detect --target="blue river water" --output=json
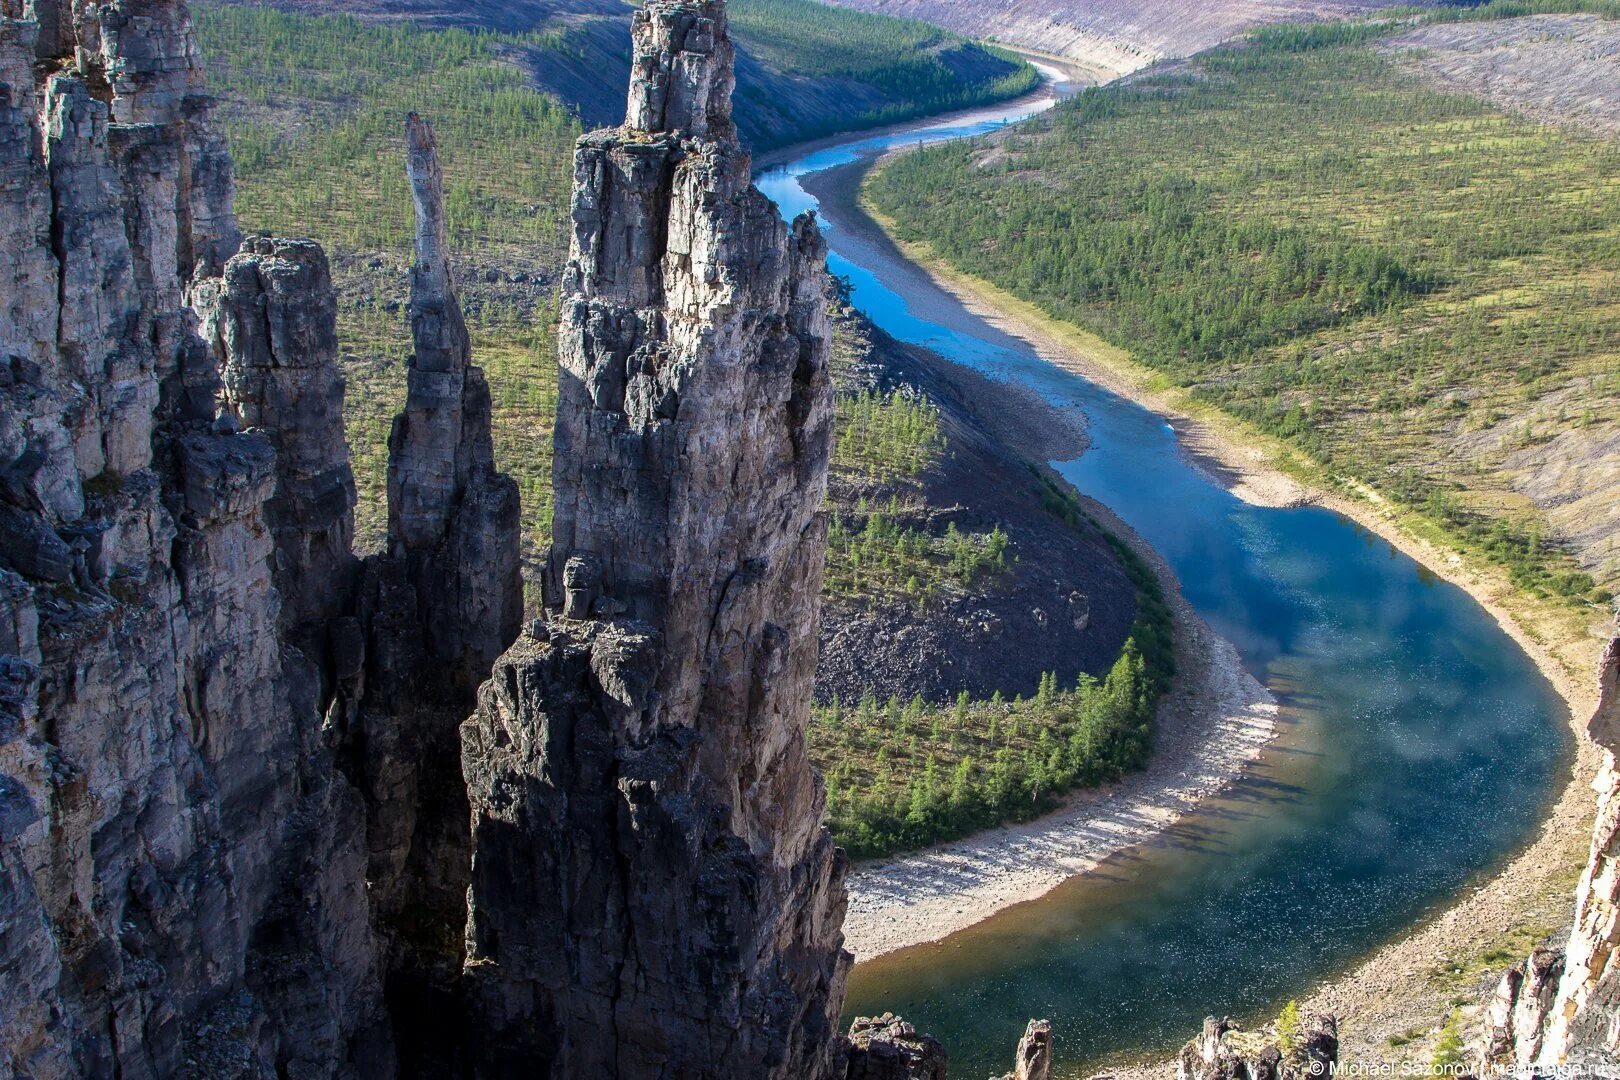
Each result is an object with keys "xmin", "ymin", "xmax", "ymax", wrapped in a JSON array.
[{"xmin": 756, "ymin": 81, "xmax": 1571, "ymax": 1076}]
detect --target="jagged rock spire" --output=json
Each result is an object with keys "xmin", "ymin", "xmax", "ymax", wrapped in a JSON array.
[
  {"xmin": 460, "ymin": 1, "xmax": 850, "ymax": 1075},
  {"xmin": 390, "ymin": 112, "xmax": 476, "ymax": 556},
  {"xmin": 386, "ymin": 113, "xmax": 521, "ymax": 683},
  {"xmin": 405, "ymin": 113, "xmax": 471, "ymax": 383},
  {"xmin": 626, "ymin": 0, "xmax": 736, "ymax": 140},
  {"xmin": 1007, "ymin": 1019, "xmax": 1053, "ymax": 1080}
]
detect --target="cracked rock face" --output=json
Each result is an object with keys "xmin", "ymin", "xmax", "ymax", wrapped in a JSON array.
[
  {"xmin": 1492, "ymin": 633, "xmax": 1620, "ymax": 1071},
  {"xmin": 204, "ymin": 234, "xmax": 358, "ymax": 638},
  {"xmin": 845, "ymin": 1015, "xmax": 948, "ymax": 1080},
  {"xmin": 459, "ymin": 2, "xmax": 849, "ymax": 1076},
  {"xmin": 0, "ymin": 3, "xmax": 388, "ymax": 1075}
]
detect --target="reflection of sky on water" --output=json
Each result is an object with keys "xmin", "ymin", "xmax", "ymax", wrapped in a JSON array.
[{"xmin": 758, "ymin": 86, "xmax": 1568, "ymax": 1076}]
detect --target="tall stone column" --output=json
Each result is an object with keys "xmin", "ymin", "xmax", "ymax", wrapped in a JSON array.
[{"xmin": 460, "ymin": 2, "xmax": 850, "ymax": 1076}]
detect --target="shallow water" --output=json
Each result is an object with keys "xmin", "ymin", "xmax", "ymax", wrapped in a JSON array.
[{"xmin": 757, "ymin": 76, "xmax": 1571, "ymax": 1077}]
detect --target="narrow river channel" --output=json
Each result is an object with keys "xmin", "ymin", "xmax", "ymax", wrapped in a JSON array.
[{"xmin": 756, "ymin": 71, "xmax": 1572, "ymax": 1077}]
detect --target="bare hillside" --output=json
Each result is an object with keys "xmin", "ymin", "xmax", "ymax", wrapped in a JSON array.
[
  {"xmin": 1384, "ymin": 13, "xmax": 1620, "ymax": 137},
  {"xmin": 820, "ymin": 0, "xmax": 1425, "ymax": 75}
]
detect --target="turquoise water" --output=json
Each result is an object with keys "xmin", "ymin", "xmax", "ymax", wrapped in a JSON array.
[{"xmin": 757, "ymin": 83, "xmax": 1570, "ymax": 1076}]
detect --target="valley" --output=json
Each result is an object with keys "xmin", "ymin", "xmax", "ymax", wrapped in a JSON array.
[
  {"xmin": 1, "ymin": 0, "xmax": 1616, "ymax": 1077},
  {"xmin": 760, "ymin": 78, "xmax": 1579, "ymax": 1075},
  {"xmin": 865, "ymin": 8, "xmax": 1620, "ymax": 611},
  {"xmin": 203, "ymin": 0, "xmax": 1616, "ymax": 1066}
]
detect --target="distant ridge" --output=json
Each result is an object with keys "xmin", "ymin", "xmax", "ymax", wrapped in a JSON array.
[{"xmin": 816, "ymin": 0, "xmax": 1434, "ymax": 76}]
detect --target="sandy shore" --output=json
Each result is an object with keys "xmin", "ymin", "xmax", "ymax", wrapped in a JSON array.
[
  {"xmin": 844, "ymin": 511, "xmax": 1280, "ymax": 960},
  {"xmin": 847, "ymin": 182, "xmax": 1610, "ymax": 1069}
]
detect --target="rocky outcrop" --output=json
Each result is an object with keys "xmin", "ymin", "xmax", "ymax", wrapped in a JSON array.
[
  {"xmin": 0, "ymin": 2, "xmax": 388, "ymax": 1075},
  {"xmin": 1491, "ymin": 633, "xmax": 1620, "ymax": 1071},
  {"xmin": 1483, "ymin": 945, "xmax": 1563, "ymax": 1067},
  {"xmin": 204, "ymin": 235, "xmax": 358, "ymax": 640},
  {"xmin": 1177, "ymin": 1015, "xmax": 1339, "ymax": 1080},
  {"xmin": 388, "ymin": 113, "xmax": 522, "ymax": 688},
  {"xmin": 324, "ymin": 114, "xmax": 524, "ymax": 1072},
  {"xmin": 458, "ymin": 1, "xmax": 850, "ymax": 1076},
  {"xmin": 1002, "ymin": 1019, "xmax": 1053, "ymax": 1080},
  {"xmin": 845, "ymin": 1015, "xmax": 949, "ymax": 1080}
]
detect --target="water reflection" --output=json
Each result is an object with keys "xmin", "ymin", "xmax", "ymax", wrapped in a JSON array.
[{"xmin": 758, "ymin": 86, "xmax": 1569, "ymax": 1076}]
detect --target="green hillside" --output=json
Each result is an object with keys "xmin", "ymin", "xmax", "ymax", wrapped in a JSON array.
[
  {"xmin": 194, "ymin": 0, "xmax": 1038, "ymax": 559},
  {"xmin": 867, "ymin": 6, "xmax": 1620, "ymax": 605}
]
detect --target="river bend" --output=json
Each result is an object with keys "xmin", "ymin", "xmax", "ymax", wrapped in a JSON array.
[{"xmin": 756, "ymin": 75, "xmax": 1569, "ymax": 1077}]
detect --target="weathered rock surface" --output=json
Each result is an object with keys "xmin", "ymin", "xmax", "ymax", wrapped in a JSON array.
[
  {"xmin": 459, "ymin": 2, "xmax": 851, "ymax": 1076},
  {"xmin": 845, "ymin": 1014, "xmax": 948, "ymax": 1080},
  {"xmin": 1002, "ymin": 1019, "xmax": 1053, "ymax": 1080},
  {"xmin": 388, "ymin": 113, "xmax": 522, "ymax": 688},
  {"xmin": 205, "ymin": 234, "xmax": 358, "ymax": 639},
  {"xmin": 1177, "ymin": 1014, "xmax": 1338, "ymax": 1080},
  {"xmin": 0, "ymin": 2, "xmax": 388, "ymax": 1075},
  {"xmin": 1491, "ymin": 632, "xmax": 1620, "ymax": 1072}
]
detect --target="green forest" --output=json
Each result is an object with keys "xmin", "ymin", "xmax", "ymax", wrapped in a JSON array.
[
  {"xmin": 817, "ymin": 478, "xmax": 1175, "ymax": 858},
  {"xmin": 867, "ymin": 4, "xmax": 1620, "ymax": 607}
]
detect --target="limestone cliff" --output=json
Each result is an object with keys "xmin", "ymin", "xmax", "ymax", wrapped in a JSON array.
[
  {"xmin": 0, "ymin": 2, "xmax": 388, "ymax": 1074},
  {"xmin": 0, "ymin": 0, "xmax": 524, "ymax": 1073},
  {"xmin": 1488, "ymin": 632, "xmax": 1620, "ymax": 1072},
  {"xmin": 458, "ymin": 2, "xmax": 850, "ymax": 1075}
]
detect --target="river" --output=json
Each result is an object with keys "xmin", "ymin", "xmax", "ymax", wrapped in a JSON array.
[{"xmin": 755, "ymin": 69, "xmax": 1571, "ymax": 1077}]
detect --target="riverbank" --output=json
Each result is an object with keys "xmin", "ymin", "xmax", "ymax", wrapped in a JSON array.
[
  {"xmin": 843, "ymin": 493, "xmax": 1280, "ymax": 960},
  {"xmin": 840, "ymin": 160, "xmax": 1609, "ymax": 1069}
]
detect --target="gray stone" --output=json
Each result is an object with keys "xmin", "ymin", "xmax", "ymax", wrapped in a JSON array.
[
  {"xmin": 1499, "ymin": 631, "xmax": 1620, "ymax": 1069},
  {"xmin": 0, "ymin": 4, "xmax": 388, "ymax": 1076},
  {"xmin": 845, "ymin": 1014, "xmax": 948, "ymax": 1080},
  {"xmin": 205, "ymin": 234, "xmax": 358, "ymax": 636},
  {"xmin": 460, "ymin": 2, "xmax": 849, "ymax": 1076}
]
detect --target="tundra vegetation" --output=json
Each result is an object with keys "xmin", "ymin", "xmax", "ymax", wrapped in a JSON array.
[
  {"xmin": 867, "ymin": 1, "xmax": 1620, "ymax": 607},
  {"xmin": 818, "ymin": 434, "xmax": 1175, "ymax": 857}
]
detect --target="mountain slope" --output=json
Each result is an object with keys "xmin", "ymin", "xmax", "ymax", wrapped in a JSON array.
[
  {"xmin": 817, "ymin": 0, "xmax": 1431, "ymax": 76},
  {"xmin": 206, "ymin": 0, "xmax": 1039, "ymax": 153},
  {"xmin": 865, "ymin": 13, "xmax": 1620, "ymax": 601}
]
